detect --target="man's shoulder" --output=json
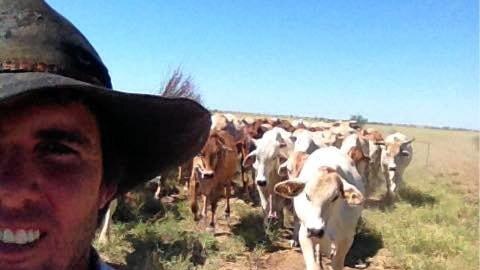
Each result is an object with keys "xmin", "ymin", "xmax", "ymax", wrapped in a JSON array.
[
  {"xmin": 98, "ymin": 261, "xmax": 117, "ymax": 270},
  {"xmin": 90, "ymin": 248, "xmax": 118, "ymax": 270}
]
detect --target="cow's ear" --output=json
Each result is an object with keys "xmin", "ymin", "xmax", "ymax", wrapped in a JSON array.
[
  {"xmin": 235, "ymin": 141, "xmax": 244, "ymax": 153},
  {"xmin": 339, "ymin": 179, "xmax": 364, "ymax": 206},
  {"xmin": 260, "ymin": 124, "xmax": 272, "ymax": 132},
  {"xmin": 274, "ymin": 180, "xmax": 305, "ymax": 198},
  {"xmin": 320, "ymin": 166, "xmax": 336, "ymax": 174},
  {"xmin": 401, "ymin": 138, "xmax": 415, "ymax": 147},
  {"xmin": 275, "ymin": 133, "xmax": 287, "ymax": 148},
  {"xmin": 243, "ymin": 151, "xmax": 257, "ymax": 167}
]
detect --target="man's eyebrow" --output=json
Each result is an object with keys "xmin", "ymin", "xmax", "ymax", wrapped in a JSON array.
[{"xmin": 34, "ymin": 128, "xmax": 92, "ymax": 146}]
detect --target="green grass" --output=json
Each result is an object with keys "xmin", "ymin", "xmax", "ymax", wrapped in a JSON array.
[{"xmin": 363, "ymin": 169, "xmax": 479, "ymax": 270}]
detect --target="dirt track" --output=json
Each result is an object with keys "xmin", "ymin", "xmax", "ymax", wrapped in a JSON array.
[{"xmin": 210, "ymin": 196, "xmax": 401, "ymax": 270}]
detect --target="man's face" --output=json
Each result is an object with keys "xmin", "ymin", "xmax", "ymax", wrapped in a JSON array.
[{"xmin": 0, "ymin": 101, "xmax": 114, "ymax": 270}]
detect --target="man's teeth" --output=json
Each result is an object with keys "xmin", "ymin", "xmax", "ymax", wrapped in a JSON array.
[{"xmin": 0, "ymin": 229, "xmax": 41, "ymax": 245}]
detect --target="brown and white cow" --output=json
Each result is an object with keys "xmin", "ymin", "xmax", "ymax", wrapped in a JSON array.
[
  {"xmin": 189, "ymin": 130, "xmax": 238, "ymax": 230},
  {"xmin": 275, "ymin": 147, "xmax": 365, "ymax": 270}
]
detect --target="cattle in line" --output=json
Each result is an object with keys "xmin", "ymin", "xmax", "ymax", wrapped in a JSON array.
[
  {"xmin": 274, "ymin": 147, "xmax": 365, "ymax": 270},
  {"xmin": 243, "ymin": 127, "xmax": 294, "ymax": 225},
  {"xmin": 380, "ymin": 132, "xmax": 414, "ymax": 197},
  {"xmin": 189, "ymin": 130, "xmax": 238, "ymax": 230}
]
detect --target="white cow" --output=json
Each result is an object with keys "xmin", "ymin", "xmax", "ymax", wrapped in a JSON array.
[
  {"xmin": 274, "ymin": 147, "xmax": 365, "ymax": 270},
  {"xmin": 380, "ymin": 132, "xmax": 414, "ymax": 197},
  {"xmin": 243, "ymin": 127, "xmax": 294, "ymax": 224}
]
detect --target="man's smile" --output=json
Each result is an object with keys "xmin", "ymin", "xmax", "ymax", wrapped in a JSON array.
[{"xmin": 0, "ymin": 228, "xmax": 42, "ymax": 245}]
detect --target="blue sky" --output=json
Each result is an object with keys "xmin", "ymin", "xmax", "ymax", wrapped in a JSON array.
[{"xmin": 47, "ymin": 0, "xmax": 478, "ymax": 129}]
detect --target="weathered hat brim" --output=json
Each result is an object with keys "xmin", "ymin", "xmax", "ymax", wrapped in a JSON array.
[{"xmin": 0, "ymin": 72, "xmax": 211, "ymax": 193}]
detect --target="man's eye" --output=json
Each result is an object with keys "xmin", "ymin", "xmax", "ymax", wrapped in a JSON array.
[{"xmin": 36, "ymin": 142, "xmax": 78, "ymax": 156}]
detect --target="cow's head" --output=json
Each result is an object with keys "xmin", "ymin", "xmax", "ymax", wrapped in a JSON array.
[
  {"xmin": 360, "ymin": 129, "xmax": 385, "ymax": 165},
  {"xmin": 193, "ymin": 132, "xmax": 234, "ymax": 181},
  {"xmin": 274, "ymin": 167, "xmax": 364, "ymax": 238},
  {"xmin": 278, "ymin": 151, "xmax": 309, "ymax": 179},
  {"xmin": 381, "ymin": 137, "xmax": 414, "ymax": 188},
  {"xmin": 243, "ymin": 129, "xmax": 293, "ymax": 187}
]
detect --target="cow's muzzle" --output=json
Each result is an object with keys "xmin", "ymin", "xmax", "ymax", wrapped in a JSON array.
[
  {"xmin": 256, "ymin": 180, "xmax": 267, "ymax": 187},
  {"xmin": 307, "ymin": 228, "xmax": 325, "ymax": 238},
  {"xmin": 196, "ymin": 167, "xmax": 214, "ymax": 180}
]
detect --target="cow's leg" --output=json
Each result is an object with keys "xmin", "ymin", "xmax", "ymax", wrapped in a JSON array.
[
  {"xmin": 178, "ymin": 165, "xmax": 182, "ymax": 181},
  {"xmin": 240, "ymin": 159, "xmax": 249, "ymax": 195},
  {"xmin": 291, "ymin": 214, "xmax": 301, "ymax": 247},
  {"xmin": 209, "ymin": 199, "xmax": 218, "ymax": 230},
  {"xmin": 224, "ymin": 181, "xmax": 231, "ymax": 219},
  {"xmin": 299, "ymin": 224, "xmax": 321, "ymax": 270},
  {"xmin": 276, "ymin": 196, "xmax": 285, "ymax": 227},
  {"xmin": 331, "ymin": 237, "xmax": 354, "ymax": 270},
  {"xmin": 200, "ymin": 194, "xmax": 208, "ymax": 219},
  {"xmin": 154, "ymin": 184, "xmax": 161, "ymax": 200},
  {"xmin": 98, "ymin": 199, "xmax": 118, "ymax": 245},
  {"xmin": 383, "ymin": 167, "xmax": 394, "ymax": 199},
  {"xmin": 256, "ymin": 185, "xmax": 268, "ymax": 213}
]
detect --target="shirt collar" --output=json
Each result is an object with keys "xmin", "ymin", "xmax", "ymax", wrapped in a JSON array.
[{"xmin": 89, "ymin": 248, "xmax": 117, "ymax": 270}]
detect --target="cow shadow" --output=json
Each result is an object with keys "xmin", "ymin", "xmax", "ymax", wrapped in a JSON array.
[
  {"xmin": 398, "ymin": 185, "xmax": 436, "ymax": 207},
  {"xmin": 123, "ymin": 229, "xmax": 211, "ymax": 270},
  {"xmin": 364, "ymin": 196, "xmax": 395, "ymax": 212},
  {"xmin": 364, "ymin": 184, "xmax": 436, "ymax": 211},
  {"xmin": 345, "ymin": 218, "xmax": 384, "ymax": 267},
  {"xmin": 231, "ymin": 179, "xmax": 260, "ymax": 206},
  {"xmin": 231, "ymin": 212, "xmax": 284, "ymax": 252}
]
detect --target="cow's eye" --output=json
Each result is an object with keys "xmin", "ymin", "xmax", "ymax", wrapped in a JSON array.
[
  {"xmin": 331, "ymin": 195, "xmax": 339, "ymax": 202},
  {"xmin": 305, "ymin": 193, "xmax": 311, "ymax": 201}
]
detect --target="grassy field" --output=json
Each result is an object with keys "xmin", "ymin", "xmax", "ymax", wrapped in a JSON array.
[{"xmin": 95, "ymin": 123, "xmax": 479, "ymax": 270}]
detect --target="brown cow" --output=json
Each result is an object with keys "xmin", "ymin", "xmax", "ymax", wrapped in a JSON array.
[{"xmin": 190, "ymin": 130, "xmax": 238, "ymax": 230}]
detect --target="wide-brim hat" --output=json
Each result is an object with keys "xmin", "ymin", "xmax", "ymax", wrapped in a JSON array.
[{"xmin": 0, "ymin": 0, "xmax": 211, "ymax": 193}]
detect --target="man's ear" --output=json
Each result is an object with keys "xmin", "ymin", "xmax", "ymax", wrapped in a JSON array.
[
  {"xmin": 274, "ymin": 180, "xmax": 305, "ymax": 199},
  {"xmin": 98, "ymin": 182, "xmax": 118, "ymax": 210},
  {"xmin": 339, "ymin": 179, "xmax": 364, "ymax": 206}
]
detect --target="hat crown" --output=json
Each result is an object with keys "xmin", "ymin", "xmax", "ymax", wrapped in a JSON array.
[{"xmin": 0, "ymin": 0, "xmax": 112, "ymax": 88}]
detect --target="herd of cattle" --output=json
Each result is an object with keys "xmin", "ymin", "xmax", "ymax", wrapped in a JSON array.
[{"xmin": 99, "ymin": 113, "xmax": 415, "ymax": 270}]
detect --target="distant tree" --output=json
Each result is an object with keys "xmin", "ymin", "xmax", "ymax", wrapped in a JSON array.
[
  {"xmin": 160, "ymin": 68, "xmax": 202, "ymax": 104},
  {"xmin": 350, "ymin": 114, "xmax": 368, "ymax": 127}
]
